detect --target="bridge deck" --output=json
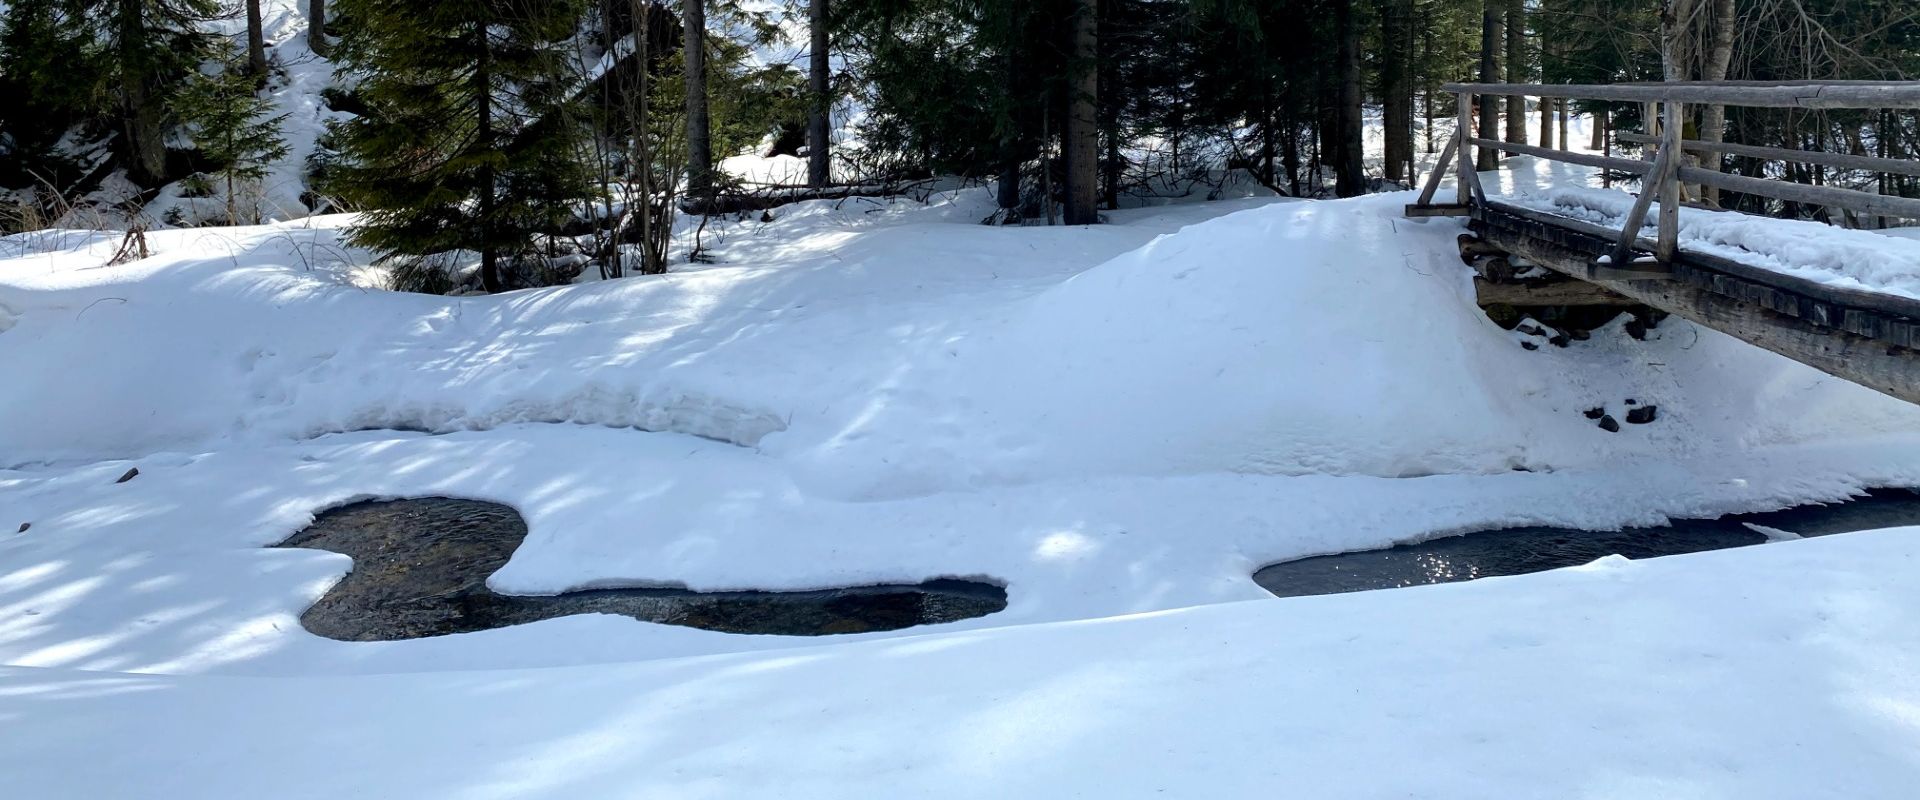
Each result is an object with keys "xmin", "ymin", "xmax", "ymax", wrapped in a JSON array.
[
  {"xmin": 1469, "ymin": 199, "xmax": 1920, "ymax": 405},
  {"xmin": 1411, "ymin": 81, "xmax": 1920, "ymax": 406}
]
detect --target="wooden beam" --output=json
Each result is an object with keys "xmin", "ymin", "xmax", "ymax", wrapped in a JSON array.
[
  {"xmin": 1480, "ymin": 226, "xmax": 1920, "ymax": 406},
  {"xmin": 1473, "ymin": 277, "xmax": 1638, "ymax": 307},
  {"xmin": 1463, "ymin": 137, "xmax": 1651, "ymax": 175},
  {"xmin": 1616, "ymin": 132, "xmax": 1920, "ymax": 178},
  {"xmin": 1610, "ymin": 125, "xmax": 1680, "ymax": 266},
  {"xmin": 1455, "ymin": 93, "xmax": 1478, "ymax": 206},
  {"xmin": 1441, "ymin": 81, "xmax": 1920, "ymax": 110},
  {"xmin": 1657, "ymin": 101, "xmax": 1683, "ymax": 262},
  {"xmin": 1676, "ymin": 165, "xmax": 1920, "ymax": 220},
  {"xmin": 1415, "ymin": 134, "xmax": 1458, "ymax": 207},
  {"xmin": 1405, "ymin": 203, "xmax": 1472, "ymax": 217}
]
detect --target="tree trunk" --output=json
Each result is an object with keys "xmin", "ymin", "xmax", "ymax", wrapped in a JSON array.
[
  {"xmin": 474, "ymin": 22, "xmax": 500, "ymax": 293},
  {"xmin": 806, "ymin": 0, "xmax": 829, "ymax": 187},
  {"xmin": 684, "ymin": 0, "xmax": 712, "ymax": 202},
  {"xmin": 1503, "ymin": 0, "xmax": 1525, "ymax": 145},
  {"xmin": 1333, "ymin": 0, "xmax": 1364, "ymax": 196},
  {"xmin": 1097, "ymin": 0, "xmax": 1119, "ymax": 208},
  {"xmin": 1061, "ymin": 0, "xmax": 1097, "ymax": 225},
  {"xmin": 1698, "ymin": 0, "xmax": 1734, "ymax": 205},
  {"xmin": 1378, "ymin": 0, "xmax": 1412, "ymax": 183},
  {"xmin": 1557, "ymin": 98, "xmax": 1569, "ymax": 150},
  {"xmin": 246, "ymin": 0, "xmax": 267, "ymax": 76},
  {"xmin": 1477, "ymin": 0, "xmax": 1500, "ymax": 169},
  {"xmin": 115, "ymin": 0, "xmax": 167, "ymax": 186},
  {"xmin": 309, "ymin": 0, "xmax": 329, "ymax": 57}
]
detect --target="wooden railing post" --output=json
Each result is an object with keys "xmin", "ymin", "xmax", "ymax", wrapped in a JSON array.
[
  {"xmin": 1609, "ymin": 97, "xmax": 1682, "ymax": 269},
  {"xmin": 1455, "ymin": 90, "xmax": 1477, "ymax": 206},
  {"xmin": 1656, "ymin": 100, "xmax": 1684, "ymax": 262}
]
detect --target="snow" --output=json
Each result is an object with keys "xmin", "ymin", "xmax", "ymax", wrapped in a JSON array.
[
  {"xmin": 7, "ymin": 525, "xmax": 1920, "ymax": 798},
  {"xmin": 7, "ymin": 41, "xmax": 1920, "ymax": 793},
  {"xmin": 1499, "ymin": 167, "xmax": 1920, "ymax": 300}
]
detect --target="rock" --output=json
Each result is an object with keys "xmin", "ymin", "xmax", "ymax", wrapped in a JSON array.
[
  {"xmin": 1598, "ymin": 415, "xmax": 1621, "ymax": 433},
  {"xmin": 1583, "ymin": 407, "xmax": 1606, "ymax": 419},
  {"xmin": 1626, "ymin": 405, "xmax": 1658, "ymax": 424},
  {"xmin": 15, "ymin": 522, "xmax": 27, "ymax": 533},
  {"xmin": 1520, "ymin": 341, "xmax": 1539, "ymax": 351},
  {"xmin": 115, "ymin": 467, "xmax": 139, "ymax": 484}
]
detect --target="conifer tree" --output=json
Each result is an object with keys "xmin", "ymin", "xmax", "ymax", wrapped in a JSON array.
[
  {"xmin": 101, "ymin": 0, "xmax": 223, "ymax": 186},
  {"xmin": 327, "ymin": 0, "xmax": 591, "ymax": 293},
  {"xmin": 174, "ymin": 48, "xmax": 289, "ymax": 223},
  {"xmin": 0, "ymin": 0, "xmax": 101, "ymax": 167}
]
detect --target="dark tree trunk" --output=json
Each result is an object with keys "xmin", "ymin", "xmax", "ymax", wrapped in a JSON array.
[
  {"xmin": 115, "ymin": 0, "xmax": 167, "ymax": 186},
  {"xmin": 684, "ymin": 0, "xmax": 712, "ymax": 202},
  {"xmin": 1557, "ymin": 98, "xmax": 1569, "ymax": 150},
  {"xmin": 1062, "ymin": 0, "xmax": 1098, "ymax": 224},
  {"xmin": 1477, "ymin": 0, "xmax": 1500, "ymax": 169},
  {"xmin": 1503, "ymin": 0, "xmax": 1526, "ymax": 144},
  {"xmin": 806, "ymin": 0, "xmax": 829, "ymax": 187},
  {"xmin": 474, "ymin": 22, "xmax": 500, "ymax": 293},
  {"xmin": 309, "ymin": 0, "xmax": 329, "ymax": 57},
  {"xmin": 1538, "ymin": 94, "xmax": 1552, "ymax": 147},
  {"xmin": 1097, "ymin": 0, "xmax": 1119, "ymax": 209},
  {"xmin": 1378, "ymin": 0, "xmax": 1412, "ymax": 183},
  {"xmin": 1332, "ymin": 0, "xmax": 1364, "ymax": 196},
  {"xmin": 247, "ymin": 0, "xmax": 267, "ymax": 76},
  {"xmin": 996, "ymin": 8, "xmax": 1024, "ymax": 213}
]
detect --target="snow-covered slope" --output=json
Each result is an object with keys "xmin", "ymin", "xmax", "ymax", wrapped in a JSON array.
[
  {"xmin": 7, "ymin": 524, "xmax": 1920, "ymax": 798},
  {"xmin": 6, "ymin": 178, "xmax": 1920, "ymax": 797}
]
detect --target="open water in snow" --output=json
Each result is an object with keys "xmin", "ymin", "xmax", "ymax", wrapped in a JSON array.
[{"xmin": 1255, "ymin": 488, "xmax": 1920, "ymax": 598}]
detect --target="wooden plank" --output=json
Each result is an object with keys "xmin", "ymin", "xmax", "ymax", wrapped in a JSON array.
[
  {"xmin": 1440, "ymin": 81, "xmax": 1920, "ymax": 110},
  {"xmin": 1616, "ymin": 132, "xmax": 1920, "ymax": 178},
  {"xmin": 1482, "ymin": 199, "xmax": 1920, "ymax": 321},
  {"xmin": 1455, "ymin": 93, "xmax": 1477, "ymax": 206},
  {"xmin": 1657, "ymin": 101, "xmax": 1683, "ymax": 262},
  {"xmin": 1405, "ymin": 203, "xmax": 1472, "ymax": 217},
  {"xmin": 1610, "ymin": 131, "xmax": 1679, "ymax": 265},
  {"xmin": 1676, "ymin": 165, "xmax": 1920, "ymax": 219},
  {"xmin": 1463, "ymin": 137, "xmax": 1651, "ymax": 175},
  {"xmin": 1415, "ymin": 134, "xmax": 1458, "ymax": 207},
  {"xmin": 1479, "ymin": 226, "xmax": 1920, "ymax": 406},
  {"xmin": 1473, "ymin": 277, "xmax": 1638, "ymax": 307}
]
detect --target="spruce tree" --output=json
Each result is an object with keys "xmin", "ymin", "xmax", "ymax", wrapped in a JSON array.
[
  {"xmin": 174, "ymin": 49, "xmax": 289, "ymax": 223},
  {"xmin": 0, "ymin": 0, "xmax": 101, "ymax": 170},
  {"xmin": 100, "ymin": 0, "xmax": 222, "ymax": 186},
  {"xmin": 327, "ymin": 0, "xmax": 591, "ymax": 293}
]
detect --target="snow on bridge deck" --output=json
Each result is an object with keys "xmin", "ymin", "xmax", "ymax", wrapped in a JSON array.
[{"xmin": 1409, "ymin": 80, "xmax": 1920, "ymax": 405}]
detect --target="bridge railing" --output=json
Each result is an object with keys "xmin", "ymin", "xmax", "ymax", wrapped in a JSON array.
[{"xmin": 1409, "ymin": 80, "xmax": 1920, "ymax": 270}]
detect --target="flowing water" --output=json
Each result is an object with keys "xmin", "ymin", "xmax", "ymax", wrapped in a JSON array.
[
  {"xmin": 1255, "ymin": 488, "xmax": 1920, "ymax": 599},
  {"xmin": 278, "ymin": 498, "xmax": 1007, "ymax": 641}
]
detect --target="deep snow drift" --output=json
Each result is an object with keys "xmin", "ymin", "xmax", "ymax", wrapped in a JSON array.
[{"xmin": 5, "ymin": 167, "xmax": 1920, "ymax": 796}]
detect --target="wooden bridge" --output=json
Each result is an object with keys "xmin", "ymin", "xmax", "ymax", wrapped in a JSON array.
[{"xmin": 1406, "ymin": 81, "xmax": 1920, "ymax": 405}]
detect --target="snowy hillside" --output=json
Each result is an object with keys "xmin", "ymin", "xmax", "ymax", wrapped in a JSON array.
[{"xmin": 7, "ymin": 160, "xmax": 1920, "ymax": 795}]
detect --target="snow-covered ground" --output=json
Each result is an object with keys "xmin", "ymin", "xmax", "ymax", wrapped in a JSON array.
[{"xmin": 7, "ymin": 104, "xmax": 1920, "ymax": 794}]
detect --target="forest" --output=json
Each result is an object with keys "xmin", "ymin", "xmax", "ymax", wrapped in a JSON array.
[{"xmin": 0, "ymin": 0, "xmax": 1913, "ymax": 292}]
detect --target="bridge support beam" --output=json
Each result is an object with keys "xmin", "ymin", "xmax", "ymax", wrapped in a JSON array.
[{"xmin": 1479, "ymin": 226, "xmax": 1920, "ymax": 406}]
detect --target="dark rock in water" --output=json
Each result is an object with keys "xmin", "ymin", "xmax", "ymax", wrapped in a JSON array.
[
  {"xmin": 1626, "ymin": 405, "xmax": 1658, "ymax": 424},
  {"xmin": 1583, "ymin": 406, "xmax": 1606, "ymax": 419},
  {"xmin": 277, "ymin": 498, "xmax": 1006, "ymax": 641},
  {"xmin": 115, "ymin": 467, "xmax": 139, "ymax": 484},
  {"xmin": 1254, "ymin": 488, "xmax": 1920, "ymax": 599},
  {"xmin": 1597, "ymin": 415, "xmax": 1620, "ymax": 432}
]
